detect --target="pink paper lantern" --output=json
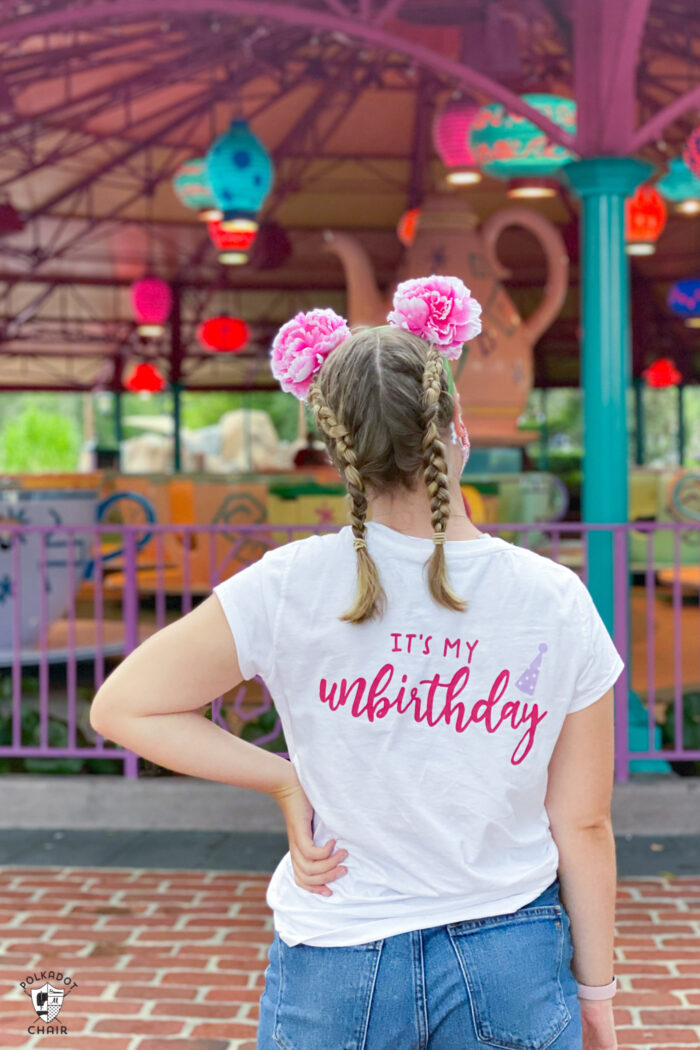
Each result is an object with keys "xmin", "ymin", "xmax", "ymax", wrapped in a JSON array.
[
  {"xmin": 130, "ymin": 277, "xmax": 173, "ymax": 337},
  {"xmin": 683, "ymin": 126, "xmax": 700, "ymax": 180},
  {"xmin": 432, "ymin": 99, "xmax": 482, "ymax": 185}
]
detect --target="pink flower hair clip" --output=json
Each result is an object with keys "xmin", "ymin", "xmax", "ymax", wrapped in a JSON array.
[
  {"xmin": 387, "ymin": 274, "xmax": 481, "ymax": 471},
  {"xmin": 270, "ymin": 307, "xmax": 351, "ymax": 401},
  {"xmin": 386, "ymin": 274, "xmax": 482, "ymax": 359}
]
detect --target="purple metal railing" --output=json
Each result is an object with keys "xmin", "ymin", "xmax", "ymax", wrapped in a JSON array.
[{"xmin": 1, "ymin": 519, "xmax": 699, "ymax": 783}]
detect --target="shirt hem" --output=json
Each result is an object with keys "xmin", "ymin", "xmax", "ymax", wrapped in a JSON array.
[{"xmin": 271, "ymin": 868, "xmax": 560, "ymax": 947}]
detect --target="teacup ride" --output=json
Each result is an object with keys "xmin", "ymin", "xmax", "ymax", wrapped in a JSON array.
[
  {"xmin": 655, "ymin": 471, "xmax": 700, "ymax": 597},
  {"xmin": 0, "ymin": 475, "xmax": 156, "ymax": 664}
]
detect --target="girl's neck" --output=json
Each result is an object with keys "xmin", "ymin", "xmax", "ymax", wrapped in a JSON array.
[{"xmin": 368, "ymin": 477, "xmax": 485, "ymax": 542}]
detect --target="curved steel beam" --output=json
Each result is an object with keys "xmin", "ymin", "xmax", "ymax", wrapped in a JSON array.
[
  {"xmin": 0, "ymin": 0, "xmax": 576, "ymax": 150},
  {"xmin": 631, "ymin": 82, "xmax": 700, "ymax": 151}
]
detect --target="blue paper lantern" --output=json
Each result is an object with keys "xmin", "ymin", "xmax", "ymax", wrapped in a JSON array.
[
  {"xmin": 205, "ymin": 120, "xmax": 274, "ymax": 231},
  {"xmin": 667, "ymin": 279, "xmax": 700, "ymax": 326}
]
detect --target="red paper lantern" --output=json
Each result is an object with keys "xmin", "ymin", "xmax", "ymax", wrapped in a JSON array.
[
  {"xmin": 197, "ymin": 316, "xmax": 250, "ymax": 353},
  {"xmin": 625, "ymin": 186, "xmax": 667, "ymax": 255},
  {"xmin": 397, "ymin": 208, "xmax": 421, "ymax": 246},
  {"xmin": 129, "ymin": 277, "xmax": 172, "ymax": 337},
  {"xmin": 432, "ymin": 99, "xmax": 482, "ymax": 185},
  {"xmin": 124, "ymin": 362, "xmax": 167, "ymax": 394},
  {"xmin": 642, "ymin": 357, "xmax": 682, "ymax": 388},
  {"xmin": 207, "ymin": 220, "xmax": 257, "ymax": 265}
]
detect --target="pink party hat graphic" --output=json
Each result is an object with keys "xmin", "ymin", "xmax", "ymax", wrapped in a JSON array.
[{"xmin": 516, "ymin": 643, "xmax": 548, "ymax": 696}]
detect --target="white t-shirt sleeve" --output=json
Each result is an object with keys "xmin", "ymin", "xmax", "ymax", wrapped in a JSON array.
[
  {"xmin": 567, "ymin": 575, "xmax": 625, "ymax": 714},
  {"xmin": 212, "ymin": 545, "xmax": 291, "ymax": 682}
]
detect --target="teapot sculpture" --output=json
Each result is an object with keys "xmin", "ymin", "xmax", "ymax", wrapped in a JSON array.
[{"xmin": 324, "ymin": 194, "xmax": 569, "ymax": 446}]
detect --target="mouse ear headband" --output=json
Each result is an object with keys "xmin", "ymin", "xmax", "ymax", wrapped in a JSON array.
[{"xmin": 269, "ymin": 274, "xmax": 482, "ymax": 403}]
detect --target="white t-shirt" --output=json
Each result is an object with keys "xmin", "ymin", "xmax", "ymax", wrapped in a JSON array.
[{"xmin": 213, "ymin": 521, "xmax": 624, "ymax": 948}]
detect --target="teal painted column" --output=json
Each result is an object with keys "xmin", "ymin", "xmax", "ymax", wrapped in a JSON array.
[
  {"xmin": 633, "ymin": 376, "xmax": 644, "ymax": 466},
  {"xmin": 113, "ymin": 389, "xmax": 123, "ymax": 446},
  {"xmin": 562, "ymin": 157, "xmax": 652, "ymax": 631},
  {"xmin": 678, "ymin": 382, "xmax": 685, "ymax": 466},
  {"xmin": 538, "ymin": 388, "xmax": 549, "ymax": 471},
  {"xmin": 172, "ymin": 381, "xmax": 182, "ymax": 473}
]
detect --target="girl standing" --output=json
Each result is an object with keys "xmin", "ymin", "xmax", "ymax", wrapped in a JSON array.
[{"xmin": 91, "ymin": 276, "xmax": 622, "ymax": 1050}]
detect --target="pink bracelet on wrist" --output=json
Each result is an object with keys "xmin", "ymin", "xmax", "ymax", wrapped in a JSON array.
[{"xmin": 576, "ymin": 975, "xmax": 617, "ymax": 1000}]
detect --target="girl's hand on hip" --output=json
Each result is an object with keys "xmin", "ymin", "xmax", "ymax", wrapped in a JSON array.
[
  {"xmin": 271, "ymin": 771, "xmax": 349, "ymax": 897},
  {"xmin": 580, "ymin": 998, "xmax": 617, "ymax": 1050}
]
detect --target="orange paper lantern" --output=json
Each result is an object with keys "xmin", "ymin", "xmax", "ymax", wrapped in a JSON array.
[
  {"xmin": 625, "ymin": 186, "xmax": 667, "ymax": 255},
  {"xmin": 397, "ymin": 208, "xmax": 421, "ymax": 246}
]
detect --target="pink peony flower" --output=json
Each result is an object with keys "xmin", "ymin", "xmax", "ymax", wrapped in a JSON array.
[
  {"xmin": 270, "ymin": 308, "xmax": 351, "ymax": 399},
  {"xmin": 387, "ymin": 275, "xmax": 482, "ymax": 359}
]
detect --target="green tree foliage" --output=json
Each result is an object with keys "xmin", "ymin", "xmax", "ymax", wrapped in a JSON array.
[
  {"xmin": 0, "ymin": 401, "xmax": 80, "ymax": 472},
  {"xmin": 520, "ymin": 385, "xmax": 700, "ymax": 471}
]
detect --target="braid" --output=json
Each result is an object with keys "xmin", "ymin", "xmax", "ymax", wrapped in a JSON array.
[
  {"xmin": 421, "ymin": 345, "xmax": 467, "ymax": 612},
  {"xmin": 308, "ymin": 380, "xmax": 385, "ymax": 623}
]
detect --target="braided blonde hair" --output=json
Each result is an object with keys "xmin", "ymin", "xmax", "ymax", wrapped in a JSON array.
[
  {"xmin": 421, "ymin": 343, "xmax": 467, "ymax": 612},
  {"xmin": 308, "ymin": 326, "xmax": 466, "ymax": 623}
]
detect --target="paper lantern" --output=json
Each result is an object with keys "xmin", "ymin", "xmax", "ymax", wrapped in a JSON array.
[
  {"xmin": 432, "ymin": 100, "xmax": 482, "ymax": 185},
  {"xmin": 682, "ymin": 126, "xmax": 700, "ymax": 180},
  {"xmin": 625, "ymin": 185, "xmax": 667, "ymax": 256},
  {"xmin": 469, "ymin": 94, "xmax": 577, "ymax": 180},
  {"xmin": 657, "ymin": 157, "xmax": 700, "ymax": 215},
  {"xmin": 205, "ymin": 120, "xmax": 274, "ymax": 231},
  {"xmin": 197, "ymin": 316, "xmax": 249, "ymax": 353},
  {"xmin": 642, "ymin": 358, "xmax": 682, "ymax": 388},
  {"xmin": 172, "ymin": 158, "xmax": 222, "ymax": 221},
  {"xmin": 667, "ymin": 279, "xmax": 700, "ymax": 327},
  {"xmin": 129, "ymin": 277, "xmax": 172, "ymax": 337},
  {"xmin": 0, "ymin": 202, "xmax": 24, "ymax": 234},
  {"xmin": 397, "ymin": 208, "xmax": 421, "ymax": 246},
  {"xmin": 124, "ymin": 362, "xmax": 167, "ymax": 394},
  {"xmin": 247, "ymin": 222, "xmax": 292, "ymax": 270},
  {"xmin": 506, "ymin": 177, "xmax": 558, "ymax": 199},
  {"xmin": 207, "ymin": 220, "xmax": 257, "ymax": 265}
]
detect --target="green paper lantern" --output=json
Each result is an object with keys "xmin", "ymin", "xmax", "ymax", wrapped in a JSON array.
[
  {"xmin": 657, "ymin": 157, "xmax": 700, "ymax": 206},
  {"xmin": 172, "ymin": 158, "xmax": 220, "ymax": 218},
  {"xmin": 469, "ymin": 93, "xmax": 577, "ymax": 179}
]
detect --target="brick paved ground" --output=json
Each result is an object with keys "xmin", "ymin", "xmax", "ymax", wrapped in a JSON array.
[{"xmin": 0, "ymin": 868, "xmax": 698, "ymax": 1050}]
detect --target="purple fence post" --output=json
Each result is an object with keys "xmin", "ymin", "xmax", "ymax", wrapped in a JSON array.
[
  {"xmin": 66, "ymin": 531, "xmax": 77, "ymax": 751},
  {"xmin": 11, "ymin": 532, "xmax": 22, "ymax": 750},
  {"xmin": 672, "ymin": 528, "xmax": 683, "ymax": 756},
  {"xmin": 94, "ymin": 525, "xmax": 105, "ymax": 695},
  {"xmin": 121, "ymin": 528, "xmax": 140, "ymax": 779},
  {"xmin": 613, "ymin": 526, "xmax": 630, "ymax": 783},
  {"xmin": 645, "ymin": 530, "xmax": 656, "ymax": 755},
  {"xmin": 155, "ymin": 530, "xmax": 166, "ymax": 630},
  {"xmin": 38, "ymin": 529, "xmax": 49, "ymax": 751}
]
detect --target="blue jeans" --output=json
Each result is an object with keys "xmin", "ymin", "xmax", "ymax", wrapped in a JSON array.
[{"xmin": 257, "ymin": 876, "xmax": 582, "ymax": 1050}]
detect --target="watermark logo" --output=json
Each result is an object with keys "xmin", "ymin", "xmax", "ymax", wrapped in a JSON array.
[{"xmin": 19, "ymin": 971, "xmax": 77, "ymax": 1035}]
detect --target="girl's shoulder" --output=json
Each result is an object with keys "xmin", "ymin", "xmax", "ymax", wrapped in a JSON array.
[
  {"xmin": 497, "ymin": 541, "xmax": 588, "ymax": 605},
  {"xmin": 261, "ymin": 526, "xmax": 349, "ymax": 569}
]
